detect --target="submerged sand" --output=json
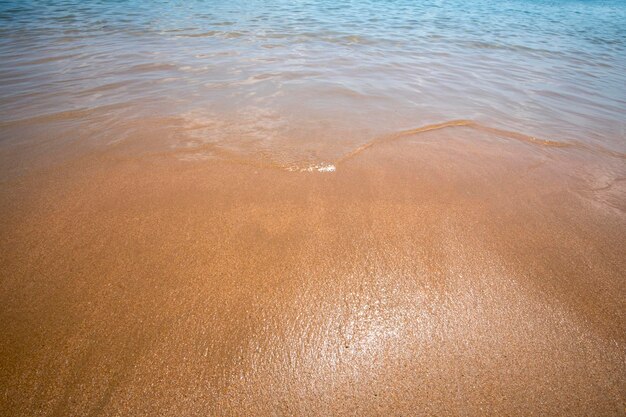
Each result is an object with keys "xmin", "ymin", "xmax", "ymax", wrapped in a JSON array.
[{"xmin": 0, "ymin": 126, "xmax": 625, "ymax": 415}]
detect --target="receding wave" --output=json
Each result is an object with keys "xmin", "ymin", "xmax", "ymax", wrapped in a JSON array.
[
  {"xmin": 168, "ymin": 119, "xmax": 626, "ymax": 173},
  {"xmin": 337, "ymin": 120, "xmax": 626, "ymax": 164}
]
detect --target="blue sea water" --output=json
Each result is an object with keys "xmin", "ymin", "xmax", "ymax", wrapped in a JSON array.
[{"xmin": 0, "ymin": 0, "xmax": 625, "ymax": 165}]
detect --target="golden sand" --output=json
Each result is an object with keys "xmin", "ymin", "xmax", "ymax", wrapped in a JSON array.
[{"xmin": 0, "ymin": 126, "xmax": 625, "ymax": 415}]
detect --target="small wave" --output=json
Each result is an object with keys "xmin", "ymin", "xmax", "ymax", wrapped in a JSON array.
[
  {"xmin": 158, "ymin": 119, "xmax": 626, "ymax": 174},
  {"xmin": 178, "ymin": 31, "xmax": 218, "ymax": 38},
  {"xmin": 336, "ymin": 120, "xmax": 626, "ymax": 164}
]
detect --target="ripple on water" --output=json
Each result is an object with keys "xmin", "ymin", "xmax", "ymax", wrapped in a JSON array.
[{"xmin": 0, "ymin": 0, "xmax": 625, "ymax": 164}]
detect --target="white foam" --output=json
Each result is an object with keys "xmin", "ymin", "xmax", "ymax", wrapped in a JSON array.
[
  {"xmin": 288, "ymin": 163, "xmax": 336, "ymax": 173},
  {"xmin": 315, "ymin": 164, "xmax": 336, "ymax": 172}
]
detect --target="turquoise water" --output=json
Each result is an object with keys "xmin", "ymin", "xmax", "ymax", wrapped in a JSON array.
[{"xmin": 1, "ymin": 0, "xmax": 625, "ymax": 166}]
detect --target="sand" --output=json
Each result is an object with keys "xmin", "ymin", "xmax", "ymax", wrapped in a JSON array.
[{"xmin": 0, "ymin": 126, "xmax": 625, "ymax": 416}]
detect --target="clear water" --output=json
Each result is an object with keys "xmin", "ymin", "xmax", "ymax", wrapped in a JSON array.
[{"xmin": 1, "ymin": 0, "xmax": 625, "ymax": 167}]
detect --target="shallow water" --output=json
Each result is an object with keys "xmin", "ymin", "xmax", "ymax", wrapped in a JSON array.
[
  {"xmin": 1, "ymin": 0, "xmax": 625, "ymax": 169},
  {"xmin": 1, "ymin": 1, "xmax": 626, "ymax": 416}
]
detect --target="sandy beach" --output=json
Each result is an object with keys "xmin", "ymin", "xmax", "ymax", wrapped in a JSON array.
[
  {"xmin": 1, "ymin": 0, "xmax": 626, "ymax": 415},
  {"xmin": 1, "ymin": 124, "xmax": 624, "ymax": 415}
]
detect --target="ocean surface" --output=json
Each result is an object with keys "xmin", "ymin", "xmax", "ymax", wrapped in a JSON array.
[{"xmin": 1, "ymin": 0, "xmax": 625, "ymax": 170}]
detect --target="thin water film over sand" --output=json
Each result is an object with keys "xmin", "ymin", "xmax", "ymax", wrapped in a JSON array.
[{"xmin": 0, "ymin": 0, "xmax": 625, "ymax": 416}]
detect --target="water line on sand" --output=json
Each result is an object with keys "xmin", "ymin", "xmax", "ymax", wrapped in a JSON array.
[{"xmin": 166, "ymin": 119, "xmax": 626, "ymax": 172}]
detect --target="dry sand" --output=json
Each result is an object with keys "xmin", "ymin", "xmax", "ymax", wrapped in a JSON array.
[{"xmin": 0, "ymin": 126, "xmax": 625, "ymax": 416}]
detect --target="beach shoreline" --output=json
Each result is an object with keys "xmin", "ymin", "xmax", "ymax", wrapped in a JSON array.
[{"xmin": 1, "ymin": 127, "xmax": 624, "ymax": 415}]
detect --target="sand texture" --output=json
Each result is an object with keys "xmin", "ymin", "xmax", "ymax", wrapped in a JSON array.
[{"xmin": 1, "ymin": 127, "xmax": 625, "ymax": 416}]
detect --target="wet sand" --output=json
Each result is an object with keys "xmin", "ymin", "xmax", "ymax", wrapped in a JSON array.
[{"xmin": 0, "ymin": 126, "xmax": 624, "ymax": 416}]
